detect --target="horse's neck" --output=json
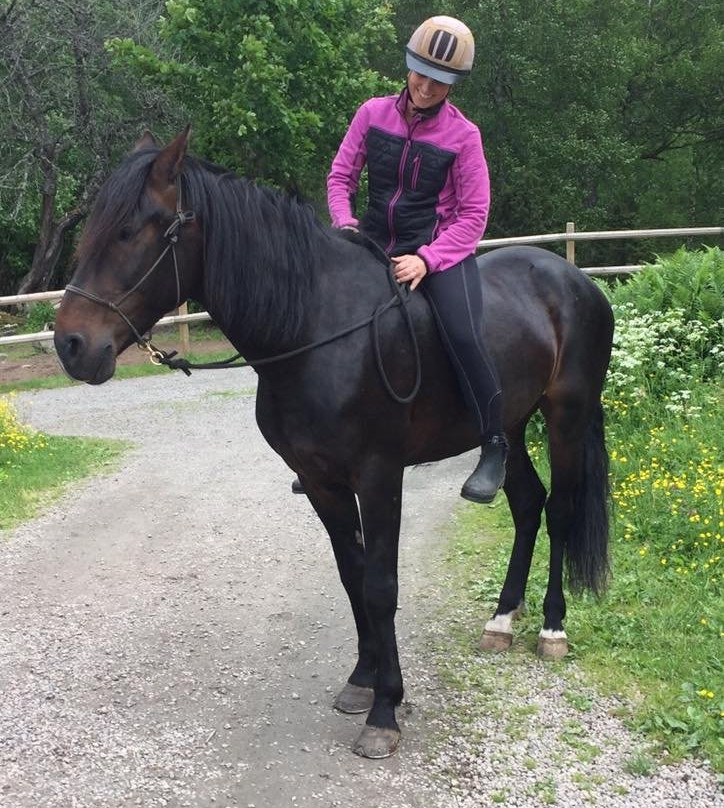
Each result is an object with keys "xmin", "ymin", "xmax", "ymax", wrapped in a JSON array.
[{"xmin": 198, "ymin": 240, "xmax": 395, "ymax": 361}]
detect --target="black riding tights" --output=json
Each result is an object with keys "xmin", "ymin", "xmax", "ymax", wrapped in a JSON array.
[{"xmin": 422, "ymin": 254, "xmax": 502, "ymax": 440}]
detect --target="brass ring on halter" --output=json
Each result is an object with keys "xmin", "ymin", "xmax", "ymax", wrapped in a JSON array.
[{"xmin": 138, "ymin": 340, "xmax": 164, "ymax": 365}]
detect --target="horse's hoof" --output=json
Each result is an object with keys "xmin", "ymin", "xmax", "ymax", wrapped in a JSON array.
[
  {"xmin": 352, "ymin": 725, "xmax": 401, "ymax": 759},
  {"xmin": 334, "ymin": 682, "xmax": 375, "ymax": 714},
  {"xmin": 479, "ymin": 629, "xmax": 513, "ymax": 653},
  {"xmin": 537, "ymin": 636, "xmax": 569, "ymax": 659}
]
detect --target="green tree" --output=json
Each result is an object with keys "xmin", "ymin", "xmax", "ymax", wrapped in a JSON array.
[
  {"xmin": 0, "ymin": 0, "xmax": 172, "ymax": 295},
  {"xmin": 108, "ymin": 0, "xmax": 396, "ymax": 199},
  {"xmin": 619, "ymin": 0, "xmax": 724, "ymax": 231}
]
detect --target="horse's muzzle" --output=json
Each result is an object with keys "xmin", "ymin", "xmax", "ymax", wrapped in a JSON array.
[{"xmin": 54, "ymin": 330, "xmax": 117, "ymax": 385}]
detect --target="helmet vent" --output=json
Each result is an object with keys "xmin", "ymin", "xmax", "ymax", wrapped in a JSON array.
[{"xmin": 429, "ymin": 30, "xmax": 458, "ymax": 63}]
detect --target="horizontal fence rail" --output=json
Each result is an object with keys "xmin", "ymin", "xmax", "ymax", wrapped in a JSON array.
[
  {"xmin": 0, "ymin": 290, "xmax": 64, "ymax": 306},
  {"xmin": 0, "ymin": 311, "xmax": 211, "ymax": 347},
  {"xmin": 476, "ymin": 225, "xmax": 723, "ymax": 250},
  {"xmin": 1, "ymin": 225, "xmax": 720, "ymax": 350}
]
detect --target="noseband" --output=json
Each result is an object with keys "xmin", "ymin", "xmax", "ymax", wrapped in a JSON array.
[{"xmin": 64, "ymin": 181, "xmax": 195, "ymax": 358}]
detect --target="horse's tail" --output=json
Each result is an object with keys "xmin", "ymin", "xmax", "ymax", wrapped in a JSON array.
[{"xmin": 566, "ymin": 401, "xmax": 610, "ymax": 594}]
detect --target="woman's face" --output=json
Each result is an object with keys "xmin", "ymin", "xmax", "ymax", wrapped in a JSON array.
[{"xmin": 407, "ymin": 71, "xmax": 450, "ymax": 109}]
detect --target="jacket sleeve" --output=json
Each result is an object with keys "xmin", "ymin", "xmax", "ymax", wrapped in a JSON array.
[
  {"xmin": 417, "ymin": 127, "xmax": 490, "ymax": 272},
  {"xmin": 327, "ymin": 103, "xmax": 370, "ymax": 228}
]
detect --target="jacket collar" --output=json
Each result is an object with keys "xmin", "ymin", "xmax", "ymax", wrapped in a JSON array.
[{"xmin": 395, "ymin": 87, "xmax": 448, "ymax": 124}]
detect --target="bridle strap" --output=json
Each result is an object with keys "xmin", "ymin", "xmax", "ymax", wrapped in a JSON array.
[
  {"xmin": 64, "ymin": 183, "xmax": 195, "ymax": 348},
  {"xmin": 63, "ymin": 284, "xmax": 149, "ymax": 344}
]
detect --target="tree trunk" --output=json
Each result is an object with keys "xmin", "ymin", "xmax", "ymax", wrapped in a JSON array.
[
  {"xmin": 15, "ymin": 155, "xmax": 104, "ymax": 295},
  {"xmin": 16, "ymin": 206, "xmax": 85, "ymax": 295}
]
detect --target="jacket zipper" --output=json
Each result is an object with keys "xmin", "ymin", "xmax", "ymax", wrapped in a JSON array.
[
  {"xmin": 411, "ymin": 153, "xmax": 422, "ymax": 190},
  {"xmin": 385, "ymin": 118, "xmax": 420, "ymax": 254}
]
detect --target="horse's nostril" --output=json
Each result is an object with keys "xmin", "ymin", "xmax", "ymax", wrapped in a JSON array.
[{"xmin": 65, "ymin": 333, "xmax": 85, "ymax": 359}]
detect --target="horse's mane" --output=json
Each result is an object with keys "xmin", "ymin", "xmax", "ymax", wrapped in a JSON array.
[{"xmin": 78, "ymin": 148, "xmax": 331, "ymax": 347}]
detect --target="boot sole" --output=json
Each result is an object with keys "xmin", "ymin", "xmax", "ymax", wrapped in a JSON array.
[{"xmin": 460, "ymin": 485, "xmax": 499, "ymax": 504}]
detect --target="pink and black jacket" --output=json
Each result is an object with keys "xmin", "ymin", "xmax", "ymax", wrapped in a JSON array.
[{"xmin": 327, "ymin": 89, "xmax": 490, "ymax": 273}]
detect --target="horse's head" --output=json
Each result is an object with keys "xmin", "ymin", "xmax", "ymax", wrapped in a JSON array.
[{"xmin": 55, "ymin": 127, "xmax": 204, "ymax": 384}]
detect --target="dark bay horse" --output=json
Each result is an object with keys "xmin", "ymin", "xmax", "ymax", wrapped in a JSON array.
[{"xmin": 54, "ymin": 129, "xmax": 614, "ymax": 759}]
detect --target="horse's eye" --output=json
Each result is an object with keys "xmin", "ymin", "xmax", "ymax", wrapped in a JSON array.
[{"xmin": 118, "ymin": 226, "xmax": 133, "ymax": 242}]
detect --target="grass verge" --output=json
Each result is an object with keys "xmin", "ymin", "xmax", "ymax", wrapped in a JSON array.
[
  {"xmin": 0, "ymin": 398, "xmax": 128, "ymax": 532},
  {"xmin": 446, "ymin": 388, "xmax": 722, "ymax": 772}
]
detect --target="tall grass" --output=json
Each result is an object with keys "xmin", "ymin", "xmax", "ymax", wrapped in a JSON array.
[{"xmin": 450, "ymin": 247, "xmax": 723, "ymax": 770}]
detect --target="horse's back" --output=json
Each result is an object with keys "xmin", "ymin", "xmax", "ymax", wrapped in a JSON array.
[{"xmin": 477, "ymin": 245, "xmax": 611, "ymax": 320}]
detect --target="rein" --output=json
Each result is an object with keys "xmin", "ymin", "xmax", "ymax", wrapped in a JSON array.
[{"xmin": 65, "ymin": 184, "xmax": 422, "ymax": 405}]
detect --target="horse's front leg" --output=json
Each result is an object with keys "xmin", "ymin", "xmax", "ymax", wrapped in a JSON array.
[
  {"xmin": 302, "ymin": 481, "xmax": 377, "ymax": 714},
  {"xmin": 353, "ymin": 460, "xmax": 405, "ymax": 759}
]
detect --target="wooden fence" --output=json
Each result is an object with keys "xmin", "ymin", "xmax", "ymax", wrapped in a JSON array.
[{"xmin": 1, "ymin": 224, "xmax": 721, "ymax": 350}]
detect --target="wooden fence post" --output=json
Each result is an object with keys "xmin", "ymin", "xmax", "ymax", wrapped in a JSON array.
[
  {"xmin": 177, "ymin": 303, "xmax": 190, "ymax": 354},
  {"xmin": 566, "ymin": 221, "xmax": 576, "ymax": 264}
]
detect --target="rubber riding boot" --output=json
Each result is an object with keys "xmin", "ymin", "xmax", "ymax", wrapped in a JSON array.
[
  {"xmin": 461, "ymin": 435, "xmax": 508, "ymax": 504},
  {"xmin": 291, "ymin": 476, "xmax": 305, "ymax": 494}
]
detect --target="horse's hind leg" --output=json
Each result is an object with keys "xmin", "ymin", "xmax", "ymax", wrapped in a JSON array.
[
  {"xmin": 302, "ymin": 483, "xmax": 375, "ymax": 714},
  {"xmin": 537, "ymin": 398, "xmax": 589, "ymax": 660},
  {"xmin": 481, "ymin": 422, "xmax": 547, "ymax": 652}
]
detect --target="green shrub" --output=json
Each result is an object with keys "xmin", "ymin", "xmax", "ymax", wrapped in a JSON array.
[
  {"xmin": 599, "ymin": 248, "xmax": 723, "ymax": 421},
  {"xmin": 606, "ymin": 246, "xmax": 723, "ymax": 322},
  {"xmin": 22, "ymin": 301, "xmax": 57, "ymax": 334}
]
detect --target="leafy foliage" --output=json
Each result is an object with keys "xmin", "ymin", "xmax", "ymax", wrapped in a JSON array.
[
  {"xmin": 606, "ymin": 247, "xmax": 724, "ymax": 322},
  {"xmin": 0, "ymin": 0, "xmax": 174, "ymax": 294},
  {"xmin": 21, "ymin": 301, "xmax": 57, "ymax": 334},
  {"xmin": 1, "ymin": 0, "xmax": 721, "ymax": 292},
  {"xmin": 108, "ymin": 0, "xmax": 396, "ymax": 198},
  {"xmin": 599, "ymin": 249, "xmax": 724, "ymax": 409}
]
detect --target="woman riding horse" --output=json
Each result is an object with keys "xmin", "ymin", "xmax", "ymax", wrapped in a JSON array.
[{"xmin": 326, "ymin": 15, "xmax": 507, "ymax": 504}]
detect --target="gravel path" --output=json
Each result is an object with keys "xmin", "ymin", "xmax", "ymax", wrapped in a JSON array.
[{"xmin": 1, "ymin": 371, "xmax": 721, "ymax": 807}]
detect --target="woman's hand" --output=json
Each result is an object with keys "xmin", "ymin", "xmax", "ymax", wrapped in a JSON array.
[{"xmin": 391, "ymin": 254, "xmax": 428, "ymax": 290}]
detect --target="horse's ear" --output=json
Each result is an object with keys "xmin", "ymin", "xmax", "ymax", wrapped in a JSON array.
[
  {"xmin": 149, "ymin": 125, "xmax": 192, "ymax": 190},
  {"xmin": 133, "ymin": 130, "xmax": 158, "ymax": 152}
]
